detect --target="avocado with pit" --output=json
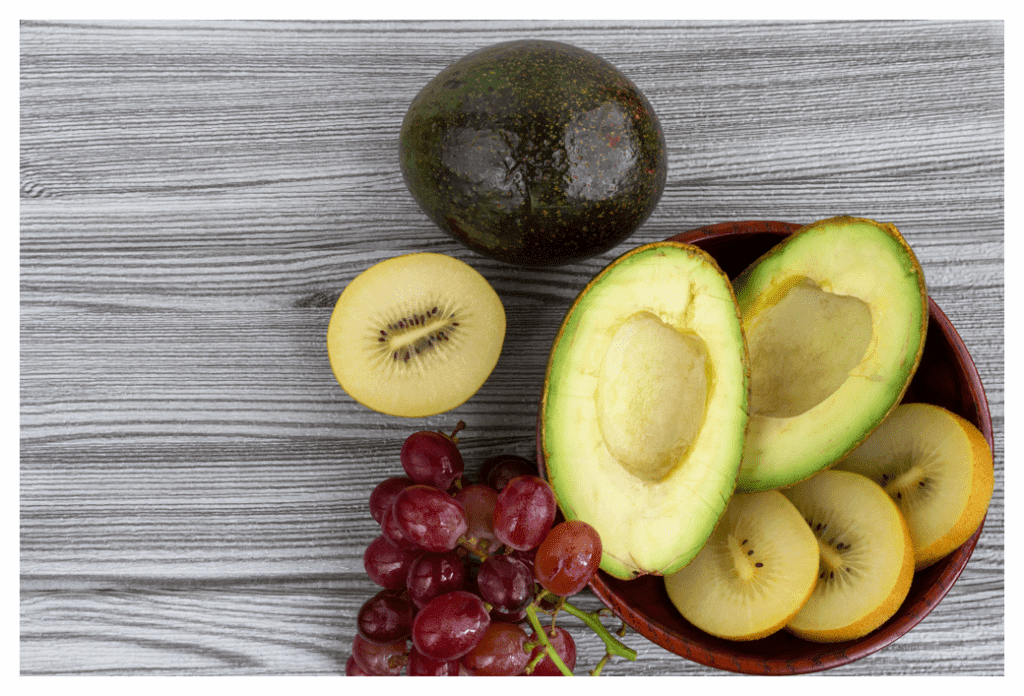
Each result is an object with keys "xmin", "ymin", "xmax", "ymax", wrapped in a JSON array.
[
  {"xmin": 540, "ymin": 242, "xmax": 749, "ymax": 579},
  {"xmin": 733, "ymin": 216, "xmax": 928, "ymax": 491},
  {"xmin": 399, "ymin": 40, "xmax": 666, "ymax": 267}
]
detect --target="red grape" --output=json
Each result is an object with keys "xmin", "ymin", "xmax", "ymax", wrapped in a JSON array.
[
  {"xmin": 379, "ymin": 504, "xmax": 421, "ymax": 551},
  {"xmin": 406, "ymin": 646, "xmax": 460, "ymax": 676},
  {"xmin": 401, "ymin": 426, "xmax": 464, "ymax": 490},
  {"xmin": 509, "ymin": 547, "xmax": 537, "ymax": 575},
  {"xmin": 357, "ymin": 588, "xmax": 416, "ymax": 644},
  {"xmin": 411, "ymin": 590, "xmax": 490, "ymax": 662},
  {"xmin": 363, "ymin": 535, "xmax": 420, "ymax": 589},
  {"xmin": 493, "ymin": 475, "xmax": 557, "ymax": 551},
  {"xmin": 406, "ymin": 550, "xmax": 466, "ymax": 609},
  {"xmin": 345, "ymin": 654, "xmax": 369, "ymax": 676},
  {"xmin": 479, "ymin": 454, "xmax": 538, "ymax": 491},
  {"xmin": 526, "ymin": 625, "xmax": 577, "ymax": 676},
  {"xmin": 489, "ymin": 604, "xmax": 528, "ymax": 624},
  {"xmin": 453, "ymin": 483, "xmax": 501, "ymax": 555},
  {"xmin": 461, "ymin": 622, "xmax": 530, "ymax": 676},
  {"xmin": 393, "ymin": 485, "xmax": 468, "ymax": 552},
  {"xmin": 351, "ymin": 633, "xmax": 406, "ymax": 676},
  {"xmin": 533, "ymin": 520, "xmax": 602, "ymax": 596},
  {"xmin": 369, "ymin": 476, "xmax": 414, "ymax": 524},
  {"xmin": 476, "ymin": 554, "xmax": 534, "ymax": 613}
]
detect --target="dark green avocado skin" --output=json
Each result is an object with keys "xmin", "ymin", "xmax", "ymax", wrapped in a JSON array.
[{"xmin": 399, "ymin": 40, "xmax": 667, "ymax": 267}]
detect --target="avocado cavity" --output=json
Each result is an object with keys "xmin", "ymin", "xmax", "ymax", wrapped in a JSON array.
[
  {"xmin": 747, "ymin": 277, "xmax": 873, "ymax": 418},
  {"xmin": 732, "ymin": 216, "xmax": 928, "ymax": 492},
  {"xmin": 597, "ymin": 312, "xmax": 709, "ymax": 482}
]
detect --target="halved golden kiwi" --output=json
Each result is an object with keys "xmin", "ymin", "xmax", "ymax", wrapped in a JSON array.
[
  {"xmin": 326, "ymin": 253, "xmax": 505, "ymax": 417},
  {"xmin": 782, "ymin": 470, "xmax": 914, "ymax": 643},
  {"xmin": 664, "ymin": 490, "xmax": 819, "ymax": 641},
  {"xmin": 834, "ymin": 403, "xmax": 994, "ymax": 569}
]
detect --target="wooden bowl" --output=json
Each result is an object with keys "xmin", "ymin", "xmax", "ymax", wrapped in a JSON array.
[{"xmin": 545, "ymin": 220, "xmax": 994, "ymax": 675}]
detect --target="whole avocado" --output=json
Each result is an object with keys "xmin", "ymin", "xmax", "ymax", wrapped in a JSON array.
[{"xmin": 399, "ymin": 40, "xmax": 667, "ymax": 267}]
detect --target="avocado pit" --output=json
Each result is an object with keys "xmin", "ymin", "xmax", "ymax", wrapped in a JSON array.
[{"xmin": 596, "ymin": 311, "xmax": 709, "ymax": 482}]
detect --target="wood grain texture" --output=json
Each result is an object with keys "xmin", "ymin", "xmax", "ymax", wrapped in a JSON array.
[{"xmin": 20, "ymin": 19, "xmax": 1003, "ymax": 675}]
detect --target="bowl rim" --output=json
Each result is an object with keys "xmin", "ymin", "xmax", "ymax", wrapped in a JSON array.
[{"xmin": 542, "ymin": 219, "xmax": 994, "ymax": 675}]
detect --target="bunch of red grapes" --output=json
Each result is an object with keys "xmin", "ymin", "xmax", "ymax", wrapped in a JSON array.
[{"xmin": 346, "ymin": 422, "xmax": 606, "ymax": 676}]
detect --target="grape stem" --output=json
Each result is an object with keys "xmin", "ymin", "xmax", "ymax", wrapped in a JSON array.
[
  {"xmin": 557, "ymin": 597, "xmax": 638, "ymax": 664},
  {"xmin": 524, "ymin": 602, "xmax": 574, "ymax": 676},
  {"xmin": 525, "ymin": 590, "xmax": 638, "ymax": 676}
]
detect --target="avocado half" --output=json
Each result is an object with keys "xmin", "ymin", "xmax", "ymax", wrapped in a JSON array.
[
  {"xmin": 733, "ymin": 216, "xmax": 929, "ymax": 491},
  {"xmin": 540, "ymin": 242, "xmax": 749, "ymax": 579},
  {"xmin": 399, "ymin": 40, "xmax": 667, "ymax": 267}
]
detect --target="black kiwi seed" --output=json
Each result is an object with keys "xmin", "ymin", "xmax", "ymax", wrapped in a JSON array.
[
  {"xmin": 375, "ymin": 301, "xmax": 461, "ymax": 364},
  {"xmin": 755, "ymin": 562, "xmax": 763, "ymax": 568}
]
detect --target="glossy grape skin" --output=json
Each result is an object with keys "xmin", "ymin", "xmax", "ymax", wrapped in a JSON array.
[
  {"xmin": 479, "ymin": 454, "xmax": 538, "ymax": 491},
  {"xmin": 533, "ymin": 520, "xmax": 603, "ymax": 596},
  {"xmin": 489, "ymin": 604, "xmax": 528, "ymax": 624},
  {"xmin": 492, "ymin": 475, "xmax": 557, "ymax": 551},
  {"xmin": 369, "ymin": 476, "xmax": 414, "ymax": 524},
  {"xmin": 379, "ymin": 504, "xmax": 421, "ymax": 551},
  {"xmin": 406, "ymin": 646, "xmax": 460, "ymax": 676},
  {"xmin": 406, "ymin": 550, "xmax": 466, "ymax": 609},
  {"xmin": 461, "ymin": 622, "xmax": 530, "ymax": 676},
  {"xmin": 393, "ymin": 485, "xmax": 468, "ymax": 552},
  {"xmin": 401, "ymin": 429, "xmax": 464, "ymax": 489},
  {"xmin": 476, "ymin": 554, "xmax": 535, "ymax": 613},
  {"xmin": 509, "ymin": 547, "xmax": 537, "ymax": 576},
  {"xmin": 363, "ymin": 535, "xmax": 420, "ymax": 589},
  {"xmin": 412, "ymin": 590, "xmax": 490, "ymax": 661},
  {"xmin": 350, "ymin": 634, "xmax": 407, "ymax": 676},
  {"xmin": 526, "ymin": 626, "xmax": 577, "ymax": 676},
  {"xmin": 345, "ymin": 654, "xmax": 369, "ymax": 676},
  {"xmin": 453, "ymin": 483, "xmax": 501, "ymax": 555},
  {"xmin": 357, "ymin": 589, "xmax": 416, "ymax": 644}
]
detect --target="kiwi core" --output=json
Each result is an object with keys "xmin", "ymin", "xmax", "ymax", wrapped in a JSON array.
[
  {"xmin": 727, "ymin": 535, "xmax": 759, "ymax": 582},
  {"xmin": 372, "ymin": 303, "xmax": 461, "ymax": 366},
  {"xmin": 596, "ymin": 311, "xmax": 709, "ymax": 482},
  {"xmin": 746, "ymin": 277, "xmax": 872, "ymax": 418}
]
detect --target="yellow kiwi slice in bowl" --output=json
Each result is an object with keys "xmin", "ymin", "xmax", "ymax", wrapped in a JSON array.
[
  {"xmin": 664, "ymin": 490, "xmax": 819, "ymax": 641},
  {"xmin": 833, "ymin": 403, "xmax": 994, "ymax": 570},
  {"xmin": 782, "ymin": 470, "xmax": 915, "ymax": 643},
  {"xmin": 326, "ymin": 253, "xmax": 505, "ymax": 417}
]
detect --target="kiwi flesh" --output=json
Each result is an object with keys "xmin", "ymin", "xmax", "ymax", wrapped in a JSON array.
[
  {"xmin": 326, "ymin": 253, "xmax": 506, "ymax": 417},
  {"xmin": 834, "ymin": 403, "xmax": 994, "ymax": 569},
  {"xmin": 782, "ymin": 470, "xmax": 914, "ymax": 643},
  {"xmin": 664, "ymin": 491, "xmax": 819, "ymax": 641}
]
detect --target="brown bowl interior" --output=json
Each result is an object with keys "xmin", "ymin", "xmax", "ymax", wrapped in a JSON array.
[{"xmin": 542, "ymin": 220, "xmax": 994, "ymax": 675}]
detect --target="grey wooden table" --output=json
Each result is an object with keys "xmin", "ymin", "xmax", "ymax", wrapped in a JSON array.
[{"xmin": 20, "ymin": 20, "xmax": 1004, "ymax": 676}]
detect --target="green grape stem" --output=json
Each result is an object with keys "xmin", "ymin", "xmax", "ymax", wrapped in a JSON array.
[
  {"xmin": 525, "ymin": 590, "xmax": 637, "ymax": 676},
  {"xmin": 557, "ymin": 598, "xmax": 638, "ymax": 663},
  {"xmin": 524, "ymin": 603, "xmax": 574, "ymax": 676}
]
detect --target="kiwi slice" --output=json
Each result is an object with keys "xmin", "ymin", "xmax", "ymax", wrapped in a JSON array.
[
  {"xmin": 834, "ymin": 403, "xmax": 994, "ymax": 569},
  {"xmin": 782, "ymin": 470, "xmax": 914, "ymax": 643},
  {"xmin": 326, "ymin": 253, "xmax": 505, "ymax": 418},
  {"xmin": 664, "ymin": 491, "xmax": 819, "ymax": 641}
]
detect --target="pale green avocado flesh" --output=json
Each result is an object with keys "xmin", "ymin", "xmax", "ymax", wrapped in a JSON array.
[
  {"xmin": 733, "ymin": 216, "xmax": 928, "ymax": 492},
  {"xmin": 541, "ymin": 242, "xmax": 749, "ymax": 579}
]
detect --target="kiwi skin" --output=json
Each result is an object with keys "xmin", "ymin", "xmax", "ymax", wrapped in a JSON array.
[{"xmin": 912, "ymin": 413, "xmax": 993, "ymax": 568}]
